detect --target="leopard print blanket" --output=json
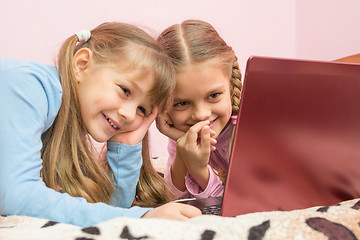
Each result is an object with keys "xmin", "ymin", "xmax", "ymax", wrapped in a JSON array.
[{"xmin": 1, "ymin": 198, "xmax": 359, "ymax": 240}]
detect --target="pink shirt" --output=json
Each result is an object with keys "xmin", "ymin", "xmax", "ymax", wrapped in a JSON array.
[{"xmin": 164, "ymin": 119, "xmax": 236, "ymax": 199}]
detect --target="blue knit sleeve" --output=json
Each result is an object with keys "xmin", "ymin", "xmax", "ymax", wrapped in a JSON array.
[
  {"xmin": 0, "ymin": 59, "xmax": 150, "ymax": 227},
  {"xmin": 106, "ymin": 141, "xmax": 144, "ymax": 208}
]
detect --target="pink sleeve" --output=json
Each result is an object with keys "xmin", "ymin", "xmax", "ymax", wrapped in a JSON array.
[
  {"xmin": 164, "ymin": 139, "xmax": 224, "ymax": 199},
  {"xmin": 164, "ymin": 139, "xmax": 191, "ymax": 199},
  {"xmin": 185, "ymin": 166, "xmax": 224, "ymax": 199}
]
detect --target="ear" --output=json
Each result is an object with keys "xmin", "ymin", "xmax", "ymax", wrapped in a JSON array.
[{"xmin": 73, "ymin": 48, "xmax": 93, "ymax": 83}]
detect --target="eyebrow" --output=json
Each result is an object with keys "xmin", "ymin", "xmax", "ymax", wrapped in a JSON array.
[
  {"xmin": 173, "ymin": 84, "xmax": 226, "ymax": 102},
  {"xmin": 173, "ymin": 96, "xmax": 187, "ymax": 102},
  {"xmin": 206, "ymin": 84, "xmax": 226, "ymax": 94}
]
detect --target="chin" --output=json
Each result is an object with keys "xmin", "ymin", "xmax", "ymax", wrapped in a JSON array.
[
  {"xmin": 89, "ymin": 133, "xmax": 108, "ymax": 143},
  {"xmin": 211, "ymin": 130, "xmax": 221, "ymax": 139},
  {"xmin": 211, "ymin": 124, "xmax": 226, "ymax": 138},
  {"xmin": 173, "ymin": 124, "xmax": 188, "ymax": 133}
]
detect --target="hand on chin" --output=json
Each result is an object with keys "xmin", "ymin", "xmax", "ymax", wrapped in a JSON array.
[
  {"xmin": 108, "ymin": 130, "xmax": 142, "ymax": 145},
  {"xmin": 109, "ymin": 106, "xmax": 158, "ymax": 145}
]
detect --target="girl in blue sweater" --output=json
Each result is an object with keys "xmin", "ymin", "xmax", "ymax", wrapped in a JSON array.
[{"xmin": 0, "ymin": 22, "xmax": 200, "ymax": 227}]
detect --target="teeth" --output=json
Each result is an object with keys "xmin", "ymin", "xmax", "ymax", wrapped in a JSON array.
[
  {"xmin": 105, "ymin": 116, "xmax": 118, "ymax": 129},
  {"xmin": 209, "ymin": 119, "xmax": 216, "ymax": 127}
]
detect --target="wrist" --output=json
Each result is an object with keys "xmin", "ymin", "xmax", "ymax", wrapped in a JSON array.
[
  {"xmin": 188, "ymin": 166, "xmax": 210, "ymax": 190},
  {"xmin": 170, "ymin": 152, "xmax": 187, "ymax": 191}
]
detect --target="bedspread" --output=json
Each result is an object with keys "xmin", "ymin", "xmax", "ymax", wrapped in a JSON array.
[{"xmin": 1, "ymin": 198, "xmax": 360, "ymax": 240}]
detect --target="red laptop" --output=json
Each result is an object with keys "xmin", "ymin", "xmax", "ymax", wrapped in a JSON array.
[{"xmin": 218, "ymin": 55, "xmax": 360, "ymax": 216}]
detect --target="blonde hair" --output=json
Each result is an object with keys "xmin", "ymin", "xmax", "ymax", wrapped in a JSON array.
[
  {"xmin": 157, "ymin": 19, "xmax": 242, "ymax": 182},
  {"xmin": 41, "ymin": 22, "xmax": 175, "ymax": 206}
]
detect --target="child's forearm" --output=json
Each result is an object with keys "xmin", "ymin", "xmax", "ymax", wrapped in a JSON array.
[
  {"xmin": 187, "ymin": 165, "xmax": 210, "ymax": 190},
  {"xmin": 170, "ymin": 152, "xmax": 187, "ymax": 191}
]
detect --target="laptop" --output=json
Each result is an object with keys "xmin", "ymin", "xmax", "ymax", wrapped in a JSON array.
[{"xmin": 180, "ymin": 56, "xmax": 360, "ymax": 216}]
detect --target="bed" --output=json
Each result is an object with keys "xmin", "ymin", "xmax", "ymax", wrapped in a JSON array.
[
  {"xmin": 2, "ymin": 155, "xmax": 360, "ymax": 240},
  {"xmin": 1, "ymin": 197, "xmax": 360, "ymax": 240}
]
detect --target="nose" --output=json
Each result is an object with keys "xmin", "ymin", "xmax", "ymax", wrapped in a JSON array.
[
  {"xmin": 192, "ymin": 103, "xmax": 211, "ymax": 121},
  {"xmin": 117, "ymin": 102, "xmax": 137, "ymax": 123}
]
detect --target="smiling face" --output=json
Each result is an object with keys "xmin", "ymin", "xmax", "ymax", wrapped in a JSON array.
[
  {"xmin": 75, "ymin": 50, "xmax": 155, "ymax": 143},
  {"xmin": 168, "ymin": 63, "xmax": 233, "ymax": 138}
]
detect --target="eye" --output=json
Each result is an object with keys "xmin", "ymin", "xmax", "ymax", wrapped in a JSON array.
[
  {"xmin": 137, "ymin": 106, "xmax": 147, "ymax": 116},
  {"xmin": 120, "ymin": 86, "xmax": 130, "ymax": 96},
  {"xmin": 209, "ymin": 93, "xmax": 220, "ymax": 100},
  {"xmin": 173, "ymin": 101, "xmax": 188, "ymax": 108}
]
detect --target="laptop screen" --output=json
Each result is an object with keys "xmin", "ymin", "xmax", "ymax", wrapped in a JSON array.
[{"xmin": 221, "ymin": 56, "xmax": 360, "ymax": 217}]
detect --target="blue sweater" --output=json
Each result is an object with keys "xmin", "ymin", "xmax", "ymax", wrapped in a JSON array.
[{"xmin": 0, "ymin": 58, "xmax": 151, "ymax": 227}]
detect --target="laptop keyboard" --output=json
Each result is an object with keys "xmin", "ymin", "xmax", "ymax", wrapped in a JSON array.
[
  {"xmin": 201, "ymin": 205, "xmax": 221, "ymax": 215},
  {"xmin": 173, "ymin": 197, "xmax": 222, "ymax": 215}
]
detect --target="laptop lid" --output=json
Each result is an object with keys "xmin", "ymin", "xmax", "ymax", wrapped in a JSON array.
[{"xmin": 221, "ymin": 56, "xmax": 360, "ymax": 217}]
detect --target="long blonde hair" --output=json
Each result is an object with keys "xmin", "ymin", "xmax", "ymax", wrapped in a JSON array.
[
  {"xmin": 157, "ymin": 19, "xmax": 242, "ymax": 182},
  {"xmin": 41, "ymin": 22, "xmax": 175, "ymax": 205}
]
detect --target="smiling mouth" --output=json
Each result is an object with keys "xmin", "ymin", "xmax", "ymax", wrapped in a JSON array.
[
  {"xmin": 209, "ymin": 118, "xmax": 218, "ymax": 128},
  {"xmin": 104, "ymin": 115, "xmax": 119, "ymax": 130},
  {"xmin": 187, "ymin": 118, "xmax": 218, "ymax": 129}
]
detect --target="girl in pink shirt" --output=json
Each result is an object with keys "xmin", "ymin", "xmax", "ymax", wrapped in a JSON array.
[{"xmin": 156, "ymin": 19, "xmax": 242, "ymax": 199}]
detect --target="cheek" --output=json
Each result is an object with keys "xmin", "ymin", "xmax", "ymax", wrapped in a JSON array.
[
  {"xmin": 126, "ymin": 118, "xmax": 143, "ymax": 132},
  {"xmin": 169, "ymin": 111, "xmax": 188, "ymax": 126},
  {"xmin": 221, "ymin": 96, "xmax": 233, "ymax": 115},
  {"xmin": 215, "ymin": 101, "xmax": 232, "ymax": 116},
  {"xmin": 214, "ymin": 100, "xmax": 233, "ymax": 127}
]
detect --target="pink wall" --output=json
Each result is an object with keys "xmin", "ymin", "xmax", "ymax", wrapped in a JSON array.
[
  {"xmin": 2, "ymin": 0, "xmax": 359, "ymax": 158},
  {"xmin": 296, "ymin": 0, "xmax": 360, "ymax": 61}
]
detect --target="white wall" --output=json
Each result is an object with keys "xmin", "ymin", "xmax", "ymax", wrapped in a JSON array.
[{"xmin": 1, "ymin": 0, "xmax": 359, "ymax": 158}]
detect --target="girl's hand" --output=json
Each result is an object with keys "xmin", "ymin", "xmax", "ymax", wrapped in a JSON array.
[
  {"xmin": 142, "ymin": 202, "xmax": 201, "ymax": 220},
  {"xmin": 177, "ymin": 121, "xmax": 217, "ymax": 170},
  {"xmin": 176, "ymin": 121, "xmax": 217, "ymax": 189},
  {"xmin": 109, "ymin": 107, "xmax": 158, "ymax": 145},
  {"xmin": 156, "ymin": 113, "xmax": 186, "ymax": 141}
]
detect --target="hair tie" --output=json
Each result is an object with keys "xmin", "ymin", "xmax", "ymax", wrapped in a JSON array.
[
  {"xmin": 75, "ymin": 30, "xmax": 91, "ymax": 42},
  {"xmin": 230, "ymin": 115, "xmax": 237, "ymax": 125}
]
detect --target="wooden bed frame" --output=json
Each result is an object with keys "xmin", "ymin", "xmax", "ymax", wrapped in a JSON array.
[{"xmin": 334, "ymin": 53, "xmax": 360, "ymax": 63}]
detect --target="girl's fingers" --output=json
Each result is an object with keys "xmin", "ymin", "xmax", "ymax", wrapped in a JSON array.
[
  {"xmin": 155, "ymin": 113, "xmax": 170, "ymax": 130},
  {"xmin": 199, "ymin": 125, "xmax": 211, "ymax": 148},
  {"xmin": 156, "ymin": 113, "xmax": 185, "ymax": 140},
  {"xmin": 210, "ymin": 138, "xmax": 217, "ymax": 145},
  {"xmin": 210, "ymin": 129, "xmax": 216, "ymax": 137},
  {"xmin": 149, "ymin": 106, "xmax": 158, "ymax": 118},
  {"xmin": 142, "ymin": 106, "xmax": 158, "ymax": 128},
  {"xmin": 178, "ymin": 203, "xmax": 202, "ymax": 218},
  {"xmin": 185, "ymin": 120, "xmax": 210, "ymax": 144},
  {"xmin": 142, "ymin": 202, "xmax": 201, "ymax": 220}
]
